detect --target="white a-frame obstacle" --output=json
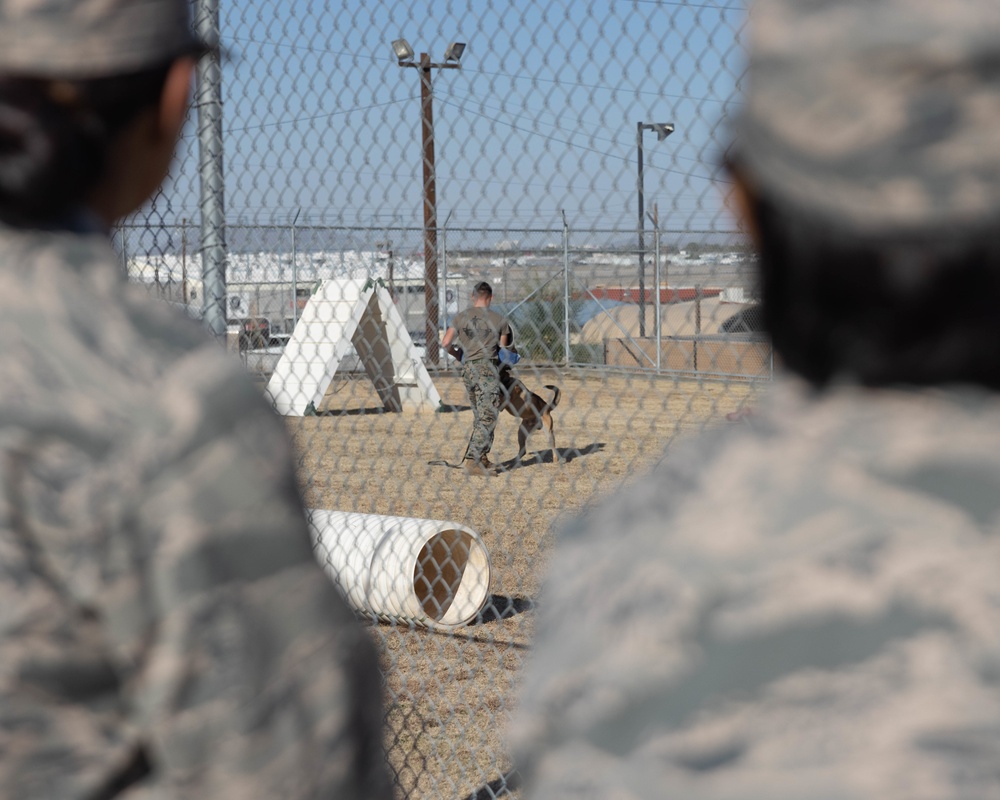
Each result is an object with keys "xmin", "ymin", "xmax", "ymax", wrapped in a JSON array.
[{"xmin": 265, "ymin": 278, "xmax": 442, "ymax": 415}]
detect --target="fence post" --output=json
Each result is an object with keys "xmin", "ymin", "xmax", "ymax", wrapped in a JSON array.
[
  {"xmin": 562, "ymin": 210, "xmax": 570, "ymax": 367},
  {"xmin": 694, "ymin": 284, "xmax": 702, "ymax": 373},
  {"xmin": 194, "ymin": 0, "xmax": 227, "ymax": 339},
  {"xmin": 119, "ymin": 222, "xmax": 128, "ymax": 274},
  {"xmin": 291, "ymin": 209, "xmax": 300, "ymax": 331},
  {"xmin": 181, "ymin": 218, "xmax": 188, "ymax": 305},
  {"xmin": 650, "ymin": 204, "xmax": 661, "ymax": 374}
]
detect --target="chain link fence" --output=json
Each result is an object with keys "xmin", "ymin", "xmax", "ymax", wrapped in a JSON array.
[{"xmin": 127, "ymin": 1, "xmax": 756, "ymax": 796}]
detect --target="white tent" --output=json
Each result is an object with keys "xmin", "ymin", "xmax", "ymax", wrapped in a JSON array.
[
  {"xmin": 265, "ymin": 278, "xmax": 441, "ymax": 415},
  {"xmin": 580, "ymin": 298, "xmax": 752, "ymax": 342}
]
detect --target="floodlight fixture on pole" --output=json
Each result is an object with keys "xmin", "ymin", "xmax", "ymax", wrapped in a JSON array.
[
  {"xmin": 444, "ymin": 42, "xmax": 466, "ymax": 62},
  {"xmin": 637, "ymin": 120, "xmax": 675, "ymax": 338},
  {"xmin": 393, "ymin": 38, "xmax": 465, "ymax": 365},
  {"xmin": 392, "ymin": 38, "xmax": 415, "ymax": 64},
  {"xmin": 650, "ymin": 122, "xmax": 674, "ymax": 141}
]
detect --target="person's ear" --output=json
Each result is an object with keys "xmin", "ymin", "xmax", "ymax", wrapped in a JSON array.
[{"xmin": 158, "ymin": 57, "xmax": 196, "ymax": 143}]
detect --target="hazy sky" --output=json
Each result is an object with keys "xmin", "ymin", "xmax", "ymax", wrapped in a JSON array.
[{"xmin": 147, "ymin": 0, "xmax": 748, "ymax": 242}]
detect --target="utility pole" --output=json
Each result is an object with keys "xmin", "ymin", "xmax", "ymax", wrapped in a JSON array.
[
  {"xmin": 419, "ymin": 52, "xmax": 440, "ymax": 363},
  {"xmin": 394, "ymin": 39, "xmax": 464, "ymax": 365}
]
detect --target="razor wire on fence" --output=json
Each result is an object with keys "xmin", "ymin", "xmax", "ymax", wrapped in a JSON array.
[{"xmin": 127, "ymin": 1, "xmax": 754, "ymax": 796}]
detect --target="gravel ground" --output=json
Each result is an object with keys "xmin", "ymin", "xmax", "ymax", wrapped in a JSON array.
[{"xmin": 282, "ymin": 366, "xmax": 764, "ymax": 799}]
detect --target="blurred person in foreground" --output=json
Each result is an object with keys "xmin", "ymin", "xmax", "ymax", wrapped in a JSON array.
[
  {"xmin": 511, "ymin": 0, "xmax": 1000, "ymax": 797},
  {"xmin": 0, "ymin": 1, "xmax": 390, "ymax": 798}
]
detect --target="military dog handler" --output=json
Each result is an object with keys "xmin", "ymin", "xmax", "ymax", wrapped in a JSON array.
[{"xmin": 442, "ymin": 280, "xmax": 512, "ymax": 476}]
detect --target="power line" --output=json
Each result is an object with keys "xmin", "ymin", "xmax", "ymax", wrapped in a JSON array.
[
  {"xmin": 224, "ymin": 35, "xmax": 739, "ymax": 108},
  {"xmin": 444, "ymin": 85, "xmax": 734, "ymax": 169},
  {"xmin": 437, "ymin": 96, "xmax": 732, "ymax": 186},
  {"xmin": 618, "ymin": 0, "xmax": 745, "ymax": 10},
  {"xmin": 181, "ymin": 96, "xmax": 415, "ymax": 137}
]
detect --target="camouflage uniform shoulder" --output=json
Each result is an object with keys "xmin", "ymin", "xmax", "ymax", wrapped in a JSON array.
[
  {"xmin": 0, "ymin": 227, "xmax": 391, "ymax": 799},
  {"xmin": 514, "ymin": 378, "xmax": 1000, "ymax": 799}
]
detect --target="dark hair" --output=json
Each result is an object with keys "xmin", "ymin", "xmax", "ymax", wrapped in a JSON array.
[
  {"xmin": 473, "ymin": 281, "xmax": 493, "ymax": 298},
  {"xmin": 0, "ymin": 61, "xmax": 173, "ymax": 226},
  {"xmin": 753, "ymin": 192, "xmax": 1000, "ymax": 389}
]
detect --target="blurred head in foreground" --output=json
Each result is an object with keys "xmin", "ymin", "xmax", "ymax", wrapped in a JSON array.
[
  {"xmin": 0, "ymin": 0, "xmax": 209, "ymax": 228},
  {"xmin": 512, "ymin": 3, "xmax": 1000, "ymax": 799},
  {"xmin": 728, "ymin": 0, "xmax": 1000, "ymax": 388},
  {"xmin": 0, "ymin": 3, "xmax": 393, "ymax": 799}
]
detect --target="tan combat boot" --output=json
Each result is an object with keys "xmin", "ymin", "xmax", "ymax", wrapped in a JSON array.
[{"xmin": 463, "ymin": 457, "xmax": 493, "ymax": 476}]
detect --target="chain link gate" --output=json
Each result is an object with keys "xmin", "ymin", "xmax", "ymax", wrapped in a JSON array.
[{"xmin": 125, "ymin": 1, "xmax": 757, "ymax": 796}]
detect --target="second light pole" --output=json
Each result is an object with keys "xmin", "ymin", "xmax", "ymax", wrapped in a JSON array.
[
  {"xmin": 637, "ymin": 121, "xmax": 674, "ymax": 337},
  {"xmin": 393, "ymin": 38, "xmax": 465, "ymax": 364}
]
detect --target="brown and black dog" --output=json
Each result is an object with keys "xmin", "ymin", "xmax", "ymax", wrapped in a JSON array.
[{"xmin": 500, "ymin": 367, "xmax": 561, "ymax": 463}]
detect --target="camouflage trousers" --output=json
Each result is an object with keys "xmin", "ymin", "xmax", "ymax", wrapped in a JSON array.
[{"xmin": 462, "ymin": 359, "xmax": 502, "ymax": 462}]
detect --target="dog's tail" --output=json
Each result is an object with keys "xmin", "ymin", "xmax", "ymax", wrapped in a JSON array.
[{"xmin": 543, "ymin": 385, "xmax": 561, "ymax": 410}]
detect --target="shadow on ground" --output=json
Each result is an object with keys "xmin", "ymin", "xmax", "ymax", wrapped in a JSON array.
[
  {"xmin": 499, "ymin": 442, "xmax": 606, "ymax": 471},
  {"xmin": 475, "ymin": 595, "xmax": 535, "ymax": 624},
  {"xmin": 461, "ymin": 769, "xmax": 521, "ymax": 800},
  {"xmin": 435, "ymin": 403, "xmax": 472, "ymax": 414},
  {"xmin": 310, "ymin": 406, "xmax": 390, "ymax": 416},
  {"xmin": 306, "ymin": 403, "xmax": 472, "ymax": 416}
]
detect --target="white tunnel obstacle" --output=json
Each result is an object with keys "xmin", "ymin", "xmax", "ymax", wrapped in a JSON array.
[
  {"xmin": 266, "ymin": 278, "xmax": 441, "ymax": 415},
  {"xmin": 307, "ymin": 509, "xmax": 492, "ymax": 629}
]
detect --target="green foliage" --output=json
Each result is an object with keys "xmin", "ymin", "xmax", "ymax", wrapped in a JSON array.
[
  {"xmin": 569, "ymin": 342, "xmax": 603, "ymax": 365},
  {"xmin": 504, "ymin": 298, "xmax": 586, "ymax": 363}
]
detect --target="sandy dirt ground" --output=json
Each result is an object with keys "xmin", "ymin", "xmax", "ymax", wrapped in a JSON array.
[{"xmin": 281, "ymin": 365, "xmax": 764, "ymax": 799}]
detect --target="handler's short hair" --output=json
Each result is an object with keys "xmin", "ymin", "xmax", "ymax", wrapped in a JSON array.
[{"xmin": 473, "ymin": 281, "xmax": 493, "ymax": 299}]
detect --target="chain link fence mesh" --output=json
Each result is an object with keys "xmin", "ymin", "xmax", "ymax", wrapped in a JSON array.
[{"xmin": 126, "ymin": 1, "xmax": 757, "ymax": 796}]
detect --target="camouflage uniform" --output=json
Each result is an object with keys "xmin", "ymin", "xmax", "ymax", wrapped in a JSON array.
[
  {"xmin": 0, "ymin": 0, "xmax": 207, "ymax": 77},
  {"xmin": 0, "ymin": 226, "xmax": 392, "ymax": 799},
  {"xmin": 512, "ymin": 378, "xmax": 1000, "ymax": 799},
  {"xmin": 451, "ymin": 306, "xmax": 511, "ymax": 464},
  {"xmin": 462, "ymin": 361, "xmax": 502, "ymax": 463},
  {"xmin": 0, "ymin": 1, "xmax": 390, "ymax": 795},
  {"xmin": 730, "ymin": 0, "xmax": 1000, "ymax": 233},
  {"xmin": 512, "ymin": 0, "xmax": 1000, "ymax": 797}
]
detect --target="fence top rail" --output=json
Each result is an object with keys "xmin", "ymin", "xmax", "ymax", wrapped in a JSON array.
[{"xmin": 119, "ymin": 221, "xmax": 748, "ymax": 237}]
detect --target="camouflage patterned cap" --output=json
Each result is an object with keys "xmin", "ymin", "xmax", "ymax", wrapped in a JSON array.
[
  {"xmin": 0, "ymin": 0, "xmax": 207, "ymax": 78},
  {"xmin": 731, "ymin": 0, "xmax": 1000, "ymax": 233}
]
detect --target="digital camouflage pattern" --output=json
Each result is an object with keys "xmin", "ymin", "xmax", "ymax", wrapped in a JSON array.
[
  {"xmin": 461, "ymin": 361, "xmax": 501, "ymax": 464},
  {"xmin": 513, "ymin": 378, "xmax": 1000, "ymax": 799},
  {"xmin": 0, "ymin": 227, "xmax": 392, "ymax": 799},
  {"xmin": 0, "ymin": 0, "xmax": 204, "ymax": 78},
  {"xmin": 451, "ymin": 305, "xmax": 510, "ymax": 465},
  {"xmin": 513, "ymin": 1, "xmax": 1000, "ymax": 794},
  {"xmin": 732, "ymin": 0, "xmax": 1000, "ymax": 232}
]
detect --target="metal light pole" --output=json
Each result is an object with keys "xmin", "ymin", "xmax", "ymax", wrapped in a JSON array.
[
  {"xmin": 637, "ymin": 121, "xmax": 674, "ymax": 338},
  {"xmin": 394, "ymin": 38, "xmax": 465, "ymax": 365}
]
